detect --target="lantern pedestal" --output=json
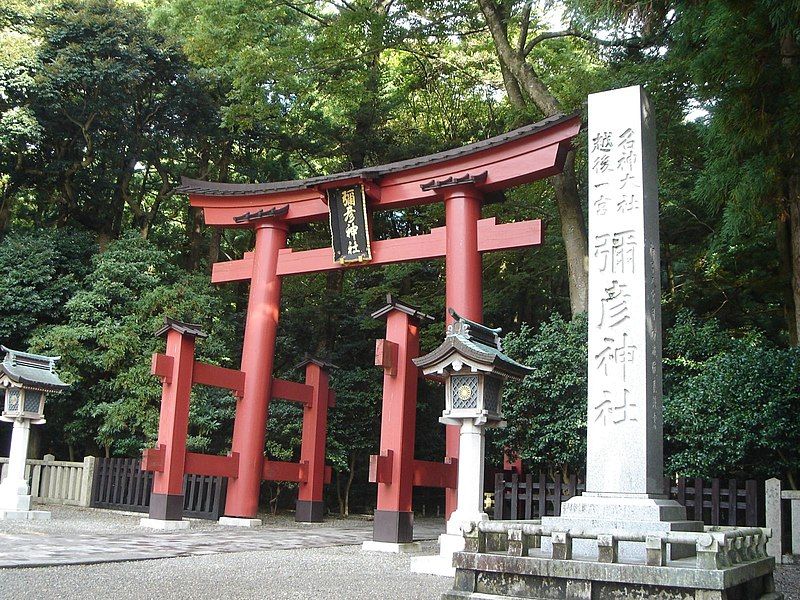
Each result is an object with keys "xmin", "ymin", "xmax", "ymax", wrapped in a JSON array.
[
  {"xmin": 411, "ymin": 419, "xmax": 490, "ymax": 577},
  {"xmin": 0, "ymin": 419, "xmax": 50, "ymax": 520}
]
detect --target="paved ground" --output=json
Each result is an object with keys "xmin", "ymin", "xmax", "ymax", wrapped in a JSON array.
[
  {"xmin": 1, "ymin": 506, "xmax": 798, "ymax": 599},
  {"xmin": 0, "ymin": 506, "xmax": 451, "ymax": 599},
  {"xmin": 0, "ymin": 506, "xmax": 443, "ymax": 569}
]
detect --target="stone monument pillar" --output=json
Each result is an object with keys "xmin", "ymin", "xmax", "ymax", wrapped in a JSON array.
[{"xmin": 542, "ymin": 85, "xmax": 702, "ymax": 559}]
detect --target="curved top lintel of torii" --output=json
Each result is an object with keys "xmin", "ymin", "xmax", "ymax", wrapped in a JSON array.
[{"xmin": 179, "ymin": 113, "xmax": 581, "ymax": 228}]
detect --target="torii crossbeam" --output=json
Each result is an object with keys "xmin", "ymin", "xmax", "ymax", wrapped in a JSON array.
[{"xmin": 177, "ymin": 113, "xmax": 581, "ymax": 521}]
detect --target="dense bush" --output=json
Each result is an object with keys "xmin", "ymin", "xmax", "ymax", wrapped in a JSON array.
[
  {"xmin": 30, "ymin": 233, "xmax": 238, "ymax": 457},
  {"xmin": 493, "ymin": 313, "xmax": 588, "ymax": 477}
]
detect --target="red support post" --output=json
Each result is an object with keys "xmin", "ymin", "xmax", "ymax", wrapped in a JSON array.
[
  {"xmin": 295, "ymin": 361, "xmax": 331, "ymax": 522},
  {"xmin": 443, "ymin": 183, "xmax": 483, "ymax": 520},
  {"xmin": 371, "ymin": 307, "xmax": 422, "ymax": 543},
  {"xmin": 149, "ymin": 328, "xmax": 196, "ymax": 521},
  {"xmin": 225, "ymin": 218, "xmax": 288, "ymax": 518}
]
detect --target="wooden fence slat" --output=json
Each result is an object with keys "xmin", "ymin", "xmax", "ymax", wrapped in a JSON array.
[
  {"xmin": 677, "ymin": 477, "xmax": 686, "ymax": 507},
  {"xmin": 105, "ymin": 458, "xmax": 114, "ymax": 504},
  {"xmin": 510, "ymin": 473, "xmax": 519, "ymax": 520},
  {"xmin": 524, "ymin": 474, "xmax": 533, "ymax": 520},
  {"xmin": 745, "ymin": 479, "xmax": 758, "ymax": 526},
  {"xmin": 553, "ymin": 474, "xmax": 562, "ymax": 517},
  {"xmin": 727, "ymin": 478, "xmax": 738, "ymax": 526},
  {"xmin": 538, "ymin": 473, "xmax": 546, "ymax": 519},
  {"xmin": 493, "ymin": 473, "xmax": 504, "ymax": 520},
  {"xmin": 693, "ymin": 477, "xmax": 704, "ymax": 522},
  {"xmin": 711, "ymin": 478, "xmax": 720, "ymax": 525}
]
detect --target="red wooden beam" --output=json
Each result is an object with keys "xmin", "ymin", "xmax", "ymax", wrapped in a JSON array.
[
  {"xmin": 151, "ymin": 354, "xmax": 174, "ymax": 383},
  {"xmin": 184, "ymin": 452, "xmax": 240, "ymax": 478},
  {"xmin": 369, "ymin": 450, "xmax": 394, "ymax": 485},
  {"xmin": 412, "ymin": 458, "xmax": 458, "ymax": 489},
  {"xmin": 192, "ymin": 362, "xmax": 245, "ymax": 397},
  {"xmin": 211, "ymin": 218, "xmax": 542, "ymax": 283},
  {"xmin": 272, "ymin": 378, "xmax": 313, "ymax": 405},
  {"xmin": 262, "ymin": 460, "xmax": 306, "ymax": 483},
  {"xmin": 142, "ymin": 444, "xmax": 165, "ymax": 472}
]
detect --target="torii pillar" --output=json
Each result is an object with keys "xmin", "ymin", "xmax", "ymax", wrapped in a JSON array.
[
  {"xmin": 423, "ymin": 174, "xmax": 485, "ymax": 519},
  {"xmin": 224, "ymin": 208, "xmax": 289, "ymax": 521}
]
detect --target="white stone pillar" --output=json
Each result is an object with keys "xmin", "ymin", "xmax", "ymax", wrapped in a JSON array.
[
  {"xmin": 0, "ymin": 419, "xmax": 32, "ymax": 511},
  {"xmin": 446, "ymin": 420, "xmax": 488, "ymax": 534}
]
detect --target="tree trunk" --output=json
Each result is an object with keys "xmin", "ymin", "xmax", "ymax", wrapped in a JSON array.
[
  {"xmin": 551, "ymin": 153, "xmax": 589, "ymax": 315},
  {"xmin": 777, "ymin": 210, "xmax": 798, "ymax": 345},
  {"xmin": 789, "ymin": 182, "xmax": 800, "ymax": 346},
  {"xmin": 187, "ymin": 205, "xmax": 204, "ymax": 271},
  {"xmin": 342, "ymin": 453, "xmax": 357, "ymax": 517},
  {"xmin": 781, "ymin": 33, "xmax": 799, "ymax": 345},
  {"xmin": 477, "ymin": 0, "xmax": 589, "ymax": 316}
]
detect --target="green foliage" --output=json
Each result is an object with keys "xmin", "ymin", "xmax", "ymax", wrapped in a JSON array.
[
  {"xmin": 30, "ymin": 233, "xmax": 237, "ymax": 456},
  {"xmin": 0, "ymin": 228, "xmax": 95, "ymax": 348},
  {"xmin": 493, "ymin": 313, "xmax": 588, "ymax": 474},
  {"xmin": 664, "ymin": 318, "xmax": 800, "ymax": 481}
]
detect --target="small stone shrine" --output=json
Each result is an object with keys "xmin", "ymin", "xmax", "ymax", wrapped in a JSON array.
[
  {"xmin": 411, "ymin": 309, "xmax": 533, "ymax": 576},
  {"xmin": 0, "ymin": 346, "xmax": 68, "ymax": 520},
  {"xmin": 440, "ymin": 86, "xmax": 782, "ymax": 599}
]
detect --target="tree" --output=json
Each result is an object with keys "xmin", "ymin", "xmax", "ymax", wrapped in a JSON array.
[
  {"xmin": 0, "ymin": 228, "xmax": 95, "ymax": 348},
  {"xmin": 2, "ymin": 0, "xmax": 215, "ymax": 245},
  {"xmin": 474, "ymin": 0, "xmax": 590, "ymax": 316}
]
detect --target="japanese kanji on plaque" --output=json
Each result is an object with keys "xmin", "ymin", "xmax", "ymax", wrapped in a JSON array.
[{"xmin": 327, "ymin": 184, "xmax": 372, "ymax": 264}]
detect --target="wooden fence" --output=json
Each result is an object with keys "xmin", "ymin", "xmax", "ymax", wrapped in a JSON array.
[
  {"xmin": 493, "ymin": 473, "xmax": 762, "ymax": 527},
  {"xmin": 90, "ymin": 457, "xmax": 227, "ymax": 520},
  {"xmin": 0, "ymin": 454, "xmax": 95, "ymax": 506}
]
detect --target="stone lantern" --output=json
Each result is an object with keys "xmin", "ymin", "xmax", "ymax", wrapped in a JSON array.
[
  {"xmin": 0, "ymin": 346, "xmax": 68, "ymax": 519},
  {"xmin": 411, "ymin": 309, "xmax": 532, "ymax": 576}
]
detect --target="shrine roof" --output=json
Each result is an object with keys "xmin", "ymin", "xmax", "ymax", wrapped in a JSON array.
[
  {"xmin": 413, "ymin": 311, "xmax": 533, "ymax": 380},
  {"xmin": 0, "ymin": 346, "xmax": 69, "ymax": 391},
  {"xmin": 370, "ymin": 294, "xmax": 436, "ymax": 323},
  {"xmin": 155, "ymin": 316, "xmax": 209, "ymax": 339},
  {"xmin": 294, "ymin": 355, "xmax": 338, "ymax": 371},
  {"xmin": 177, "ymin": 113, "xmax": 576, "ymax": 197}
]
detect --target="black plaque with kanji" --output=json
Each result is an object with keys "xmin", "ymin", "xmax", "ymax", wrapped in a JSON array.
[{"xmin": 327, "ymin": 184, "xmax": 372, "ymax": 264}]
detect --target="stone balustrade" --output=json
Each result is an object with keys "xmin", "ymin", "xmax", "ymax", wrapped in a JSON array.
[{"xmin": 461, "ymin": 520, "xmax": 771, "ymax": 571}]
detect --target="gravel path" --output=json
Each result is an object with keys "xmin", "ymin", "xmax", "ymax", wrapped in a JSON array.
[
  {"xmin": 0, "ymin": 543, "xmax": 453, "ymax": 600},
  {"xmin": 1, "ymin": 506, "xmax": 798, "ymax": 599}
]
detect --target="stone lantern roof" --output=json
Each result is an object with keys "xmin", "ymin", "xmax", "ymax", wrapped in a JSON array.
[
  {"xmin": 413, "ymin": 309, "xmax": 533, "ymax": 380},
  {"xmin": 0, "ymin": 346, "xmax": 69, "ymax": 391}
]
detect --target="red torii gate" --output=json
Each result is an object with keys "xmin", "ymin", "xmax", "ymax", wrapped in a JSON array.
[{"xmin": 178, "ymin": 113, "xmax": 581, "ymax": 521}]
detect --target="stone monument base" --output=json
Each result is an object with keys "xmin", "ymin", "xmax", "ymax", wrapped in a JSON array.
[
  {"xmin": 442, "ymin": 519, "xmax": 781, "ymax": 600},
  {"xmin": 444, "ymin": 551, "xmax": 781, "ymax": 600},
  {"xmin": 542, "ymin": 494, "xmax": 703, "ymax": 561},
  {"xmin": 0, "ymin": 509, "xmax": 51, "ymax": 520}
]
